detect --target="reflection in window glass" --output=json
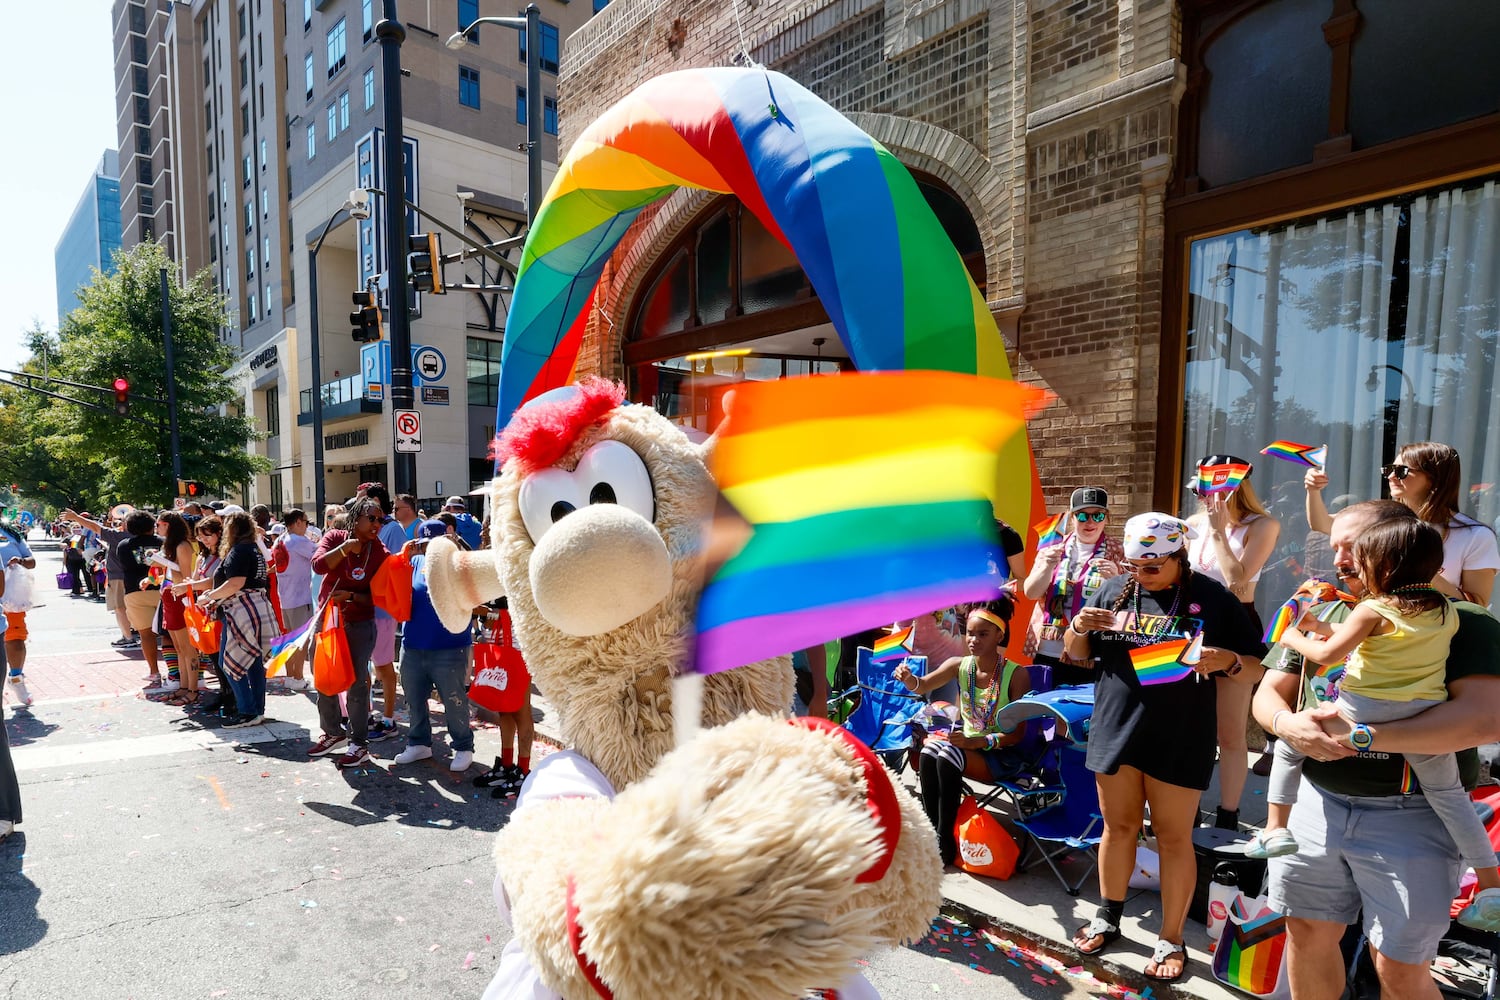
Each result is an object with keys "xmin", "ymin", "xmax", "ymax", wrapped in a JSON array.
[
  {"xmin": 636, "ymin": 251, "xmax": 691, "ymax": 341},
  {"xmin": 467, "ymin": 336, "xmax": 502, "ymax": 406},
  {"xmin": 696, "ymin": 212, "xmax": 732, "ymax": 325},
  {"xmin": 1181, "ymin": 177, "xmax": 1500, "ymax": 614},
  {"xmin": 740, "ymin": 210, "xmax": 803, "ymax": 314}
]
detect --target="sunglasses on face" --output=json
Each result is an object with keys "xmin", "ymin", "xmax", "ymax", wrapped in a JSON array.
[
  {"xmin": 1382, "ymin": 464, "xmax": 1414, "ymax": 480},
  {"xmin": 1074, "ymin": 511, "xmax": 1107, "ymax": 523},
  {"xmin": 1125, "ymin": 560, "xmax": 1169, "ymax": 575}
]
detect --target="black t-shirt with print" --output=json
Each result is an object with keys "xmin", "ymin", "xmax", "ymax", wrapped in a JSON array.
[
  {"xmin": 215, "ymin": 542, "xmax": 269, "ymax": 590},
  {"xmin": 117, "ymin": 534, "xmax": 164, "ymax": 592},
  {"xmin": 1081, "ymin": 571, "xmax": 1266, "ymax": 791}
]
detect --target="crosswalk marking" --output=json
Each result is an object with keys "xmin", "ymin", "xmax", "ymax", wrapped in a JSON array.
[{"xmin": 11, "ymin": 719, "xmax": 313, "ymax": 770}]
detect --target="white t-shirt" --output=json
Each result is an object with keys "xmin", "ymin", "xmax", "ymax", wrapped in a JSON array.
[
  {"xmin": 1441, "ymin": 514, "xmax": 1500, "ymax": 597},
  {"xmin": 481, "ymin": 750, "xmax": 880, "ymax": 1000}
]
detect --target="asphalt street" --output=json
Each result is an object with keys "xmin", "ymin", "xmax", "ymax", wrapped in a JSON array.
[{"xmin": 2, "ymin": 540, "xmax": 1076, "ymax": 1000}]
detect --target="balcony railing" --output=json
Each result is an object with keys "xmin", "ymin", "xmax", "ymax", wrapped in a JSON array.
[{"xmin": 297, "ymin": 374, "xmax": 383, "ymax": 425}]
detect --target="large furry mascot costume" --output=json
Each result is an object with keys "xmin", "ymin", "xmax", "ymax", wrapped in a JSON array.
[{"xmin": 427, "ymin": 379, "xmax": 941, "ymax": 999}]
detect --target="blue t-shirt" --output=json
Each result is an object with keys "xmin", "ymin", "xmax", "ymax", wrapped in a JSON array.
[
  {"xmin": 452, "ymin": 512, "xmax": 482, "ymax": 551},
  {"xmin": 403, "ymin": 552, "xmax": 473, "ymax": 650}
]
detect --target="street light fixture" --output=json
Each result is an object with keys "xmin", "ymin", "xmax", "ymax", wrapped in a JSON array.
[
  {"xmin": 306, "ymin": 190, "xmax": 373, "ymax": 516},
  {"xmin": 446, "ymin": 6, "xmax": 543, "ymax": 224}
]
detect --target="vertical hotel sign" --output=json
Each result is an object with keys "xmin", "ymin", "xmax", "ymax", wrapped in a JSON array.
[{"xmin": 355, "ymin": 129, "xmax": 420, "ymax": 309}]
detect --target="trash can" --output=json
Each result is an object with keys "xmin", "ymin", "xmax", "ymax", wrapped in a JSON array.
[{"xmin": 1189, "ymin": 827, "xmax": 1267, "ymax": 925}]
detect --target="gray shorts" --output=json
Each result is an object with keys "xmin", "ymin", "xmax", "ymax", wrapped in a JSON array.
[{"xmin": 1267, "ymin": 776, "xmax": 1461, "ymax": 965}]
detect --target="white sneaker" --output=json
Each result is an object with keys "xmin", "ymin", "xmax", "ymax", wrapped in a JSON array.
[
  {"xmin": 7, "ymin": 676, "xmax": 32, "ymax": 708},
  {"xmin": 152, "ymin": 679, "xmax": 181, "ymax": 695},
  {"xmin": 0, "ymin": 819, "xmax": 12, "ymax": 841},
  {"xmin": 282, "ymin": 677, "xmax": 309, "ymax": 691},
  {"xmin": 392, "ymin": 745, "xmax": 433, "ymax": 765},
  {"xmin": 449, "ymin": 750, "xmax": 474, "ymax": 772}
]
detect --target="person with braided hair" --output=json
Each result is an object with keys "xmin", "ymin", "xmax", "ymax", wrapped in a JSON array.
[{"xmin": 1062, "ymin": 512, "xmax": 1264, "ymax": 982}]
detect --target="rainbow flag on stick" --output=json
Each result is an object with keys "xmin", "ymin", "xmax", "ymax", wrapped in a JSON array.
[
  {"xmin": 1198, "ymin": 461, "xmax": 1253, "ymax": 495},
  {"xmin": 693, "ymin": 371, "xmax": 1051, "ymax": 676},
  {"xmin": 1128, "ymin": 633, "xmax": 1201, "ymax": 686},
  {"xmin": 1260, "ymin": 440, "xmax": 1327, "ymax": 470},
  {"xmin": 870, "ymin": 624, "xmax": 916, "ymax": 664},
  {"xmin": 265, "ymin": 615, "xmax": 317, "ymax": 679},
  {"xmin": 1033, "ymin": 512, "xmax": 1066, "ymax": 549}
]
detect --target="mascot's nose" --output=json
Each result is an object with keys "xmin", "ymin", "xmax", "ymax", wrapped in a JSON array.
[{"xmin": 529, "ymin": 502, "xmax": 673, "ymax": 637}]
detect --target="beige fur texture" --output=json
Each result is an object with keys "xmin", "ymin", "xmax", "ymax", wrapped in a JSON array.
[{"xmin": 427, "ymin": 399, "xmax": 941, "ymax": 998}]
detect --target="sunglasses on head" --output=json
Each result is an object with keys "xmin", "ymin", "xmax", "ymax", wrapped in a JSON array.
[
  {"xmin": 1074, "ymin": 510, "xmax": 1107, "ymax": 523},
  {"xmin": 1382, "ymin": 464, "xmax": 1414, "ymax": 480}
]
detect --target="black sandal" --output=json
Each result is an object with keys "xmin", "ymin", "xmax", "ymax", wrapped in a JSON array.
[
  {"xmin": 1145, "ymin": 939, "xmax": 1188, "ymax": 982},
  {"xmin": 1072, "ymin": 916, "xmax": 1121, "ymax": 955}
]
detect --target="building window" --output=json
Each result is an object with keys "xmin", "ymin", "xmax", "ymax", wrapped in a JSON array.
[
  {"xmin": 458, "ymin": 0, "xmax": 479, "ymax": 41},
  {"xmin": 134, "ymin": 66, "xmax": 149, "ymax": 95},
  {"xmin": 593, "ymin": 0, "xmax": 610, "ymax": 11},
  {"xmin": 264, "ymin": 284, "xmax": 272, "ymax": 313},
  {"xmin": 240, "ymin": 54, "xmax": 248, "ymax": 85},
  {"xmin": 363, "ymin": 68, "xmax": 375, "ymax": 109},
  {"xmin": 140, "ymin": 189, "xmax": 153, "ymax": 213},
  {"xmin": 303, "ymin": 0, "xmax": 311, "ymax": 31},
  {"xmin": 467, "ymin": 337, "xmax": 502, "ymax": 406},
  {"xmin": 515, "ymin": 87, "xmax": 525, "ymax": 125},
  {"xmin": 519, "ymin": 20, "xmax": 560, "ymax": 74},
  {"xmin": 208, "ymin": 196, "xmax": 215, "ymax": 221},
  {"xmin": 132, "ymin": 36, "xmax": 147, "ymax": 65},
  {"xmin": 248, "ymin": 293, "xmax": 258, "ymax": 324},
  {"xmin": 247, "ymin": 244, "xmax": 256, "ymax": 277},
  {"xmin": 237, "ymin": 4, "xmax": 246, "ymax": 37},
  {"xmin": 241, "ymin": 102, "xmax": 250, "ymax": 135},
  {"xmin": 265, "ymin": 387, "xmax": 280, "ymax": 437},
  {"xmin": 459, "ymin": 66, "xmax": 480, "ymax": 109},
  {"xmin": 517, "ymin": 89, "xmax": 559, "ymax": 135},
  {"xmin": 137, "ymin": 157, "xmax": 152, "ymax": 184},
  {"xmin": 304, "ymin": 52, "xmax": 314, "ymax": 102},
  {"xmin": 137, "ymin": 95, "xmax": 151, "ymax": 124},
  {"xmin": 129, "ymin": 2, "xmax": 146, "ymax": 32},
  {"xmin": 259, "ymin": 136, "xmax": 267, "ymax": 169},
  {"xmin": 242, "ymin": 154, "xmax": 252, "ymax": 188},
  {"xmin": 362, "ymin": 0, "xmax": 373, "ymax": 42},
  {"xmin": 306, "ymin": 122, "xmax": 316, "ymax": 159},
  {"xmin": 136, "ymin": 127, "xmax": 151, "ymax": 153},
  {"xmin": 264, "ymin": 235, "xmax": 271, "ymax": 268},
  {"xmin": 261, "ymin": 188, "xmax": 269, "ymax": 219},
  {"xmin": 326, "ymin": 18, "xmax": 346, "ymax": 78},
  {"xmin": 338, "ymin": 90, "xmax": 350, "ymax": 130},
  {"xmin": 327, "ymin": 102, "xmax": 337, "ymax": 141},
  {"xmin": 244, "ymin": 200, "xmax": 254, "ymax": 233},
  {"xmin": 257, "ymin": 33, "xmax": 263, "ymax": 66}
]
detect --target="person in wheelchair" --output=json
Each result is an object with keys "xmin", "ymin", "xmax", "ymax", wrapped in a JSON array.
[{"xmin": 895, "ymin": 597, "xmax": 1033, "ymax": 867}]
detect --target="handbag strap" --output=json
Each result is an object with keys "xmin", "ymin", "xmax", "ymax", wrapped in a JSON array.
[{"xmin": 500, "ymin": 609, "xmax": 513, "ymax": 648}]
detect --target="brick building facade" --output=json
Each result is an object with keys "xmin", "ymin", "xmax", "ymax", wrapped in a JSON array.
[{"xmin": 552, "ymin": 0, "xmax": 1500, "ymax": 617}]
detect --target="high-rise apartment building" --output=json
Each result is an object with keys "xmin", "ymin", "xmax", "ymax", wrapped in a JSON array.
[{"xmin": 54, "ymin": 151, "xmax": 123, "ymax": 322}]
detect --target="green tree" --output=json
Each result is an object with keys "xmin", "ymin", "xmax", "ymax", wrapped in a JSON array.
[{"xmin": 47, "ymin": 241, "xmax": 268, "ymax": 504}]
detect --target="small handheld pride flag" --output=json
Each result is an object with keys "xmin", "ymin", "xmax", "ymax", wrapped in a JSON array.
[
  {"xmin": 1198, "ymin": 461, "xmax": 1253, "ymax": 495},
  {"xmin": 265, "ymin": 615, "xmax": 317, "ymax": 679},
  {"xmin": 1129, "ymin": 633, "xmax": 1201, "ymax": 686},
  {"xmin": 1260, "ymin": 440, "xmax": 1327, "ymax": 470},
  {"xmin": 870, "ymin": 624, "xmax": 916, "ymax": 664},
  {"xmin": 1033, "ymin": 512, "xmax": 1066, "ymax": 548}
]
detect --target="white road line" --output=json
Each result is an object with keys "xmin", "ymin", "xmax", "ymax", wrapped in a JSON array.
[{"xmin": 12, "ymin": 720, "xmax": 313, "ymax": 770}]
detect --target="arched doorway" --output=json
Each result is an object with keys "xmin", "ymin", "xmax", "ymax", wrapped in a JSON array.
[{"xmin": 625, "ymin": 174, "xmax": 985, "ymax": 431}]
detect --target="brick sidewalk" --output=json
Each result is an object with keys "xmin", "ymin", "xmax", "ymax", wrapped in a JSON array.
[{"xmin": 17, "ymin": 647, "xmax": 156, "ymax": 703}]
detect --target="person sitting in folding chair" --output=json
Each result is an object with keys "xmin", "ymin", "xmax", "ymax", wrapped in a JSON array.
[{"xmin": 895, "ymin": 597, "xmax": 1032, "ymax": 867}]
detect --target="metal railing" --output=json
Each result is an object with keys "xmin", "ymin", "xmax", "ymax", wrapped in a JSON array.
[{"xmin": 299, "ymin": 373, "xmax": 372, "ymax": 414}]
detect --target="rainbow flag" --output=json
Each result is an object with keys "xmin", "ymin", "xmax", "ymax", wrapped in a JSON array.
[
  {"xmin": 264, "ymin": 616, "xmax": 316, "ymax": 679},
  {"xmin": 870, "ymin": 625, "xmax": 915, "ymax": 664},
  {"xmin": 1262, "ymin": 599, "xmax": 1298, "ymax": 645},
  {"xmin": 1033, "ymin": 512, "xmax": 1066, "ymax": 549},
  {"xmin": 1218, "ymin": 901, "xmax": 1288, "ymax": 996},
  {"xmin": 1129, "ymin": 636, "xmax": 1198, "ymax": 686},
  {"xmin": 1198, "ymin": 461, "xmax": 1253, "ymax": 495},
  {"xmin": 1260, "ymin": 440, "xmax": 1327, "ymax": 470},
  {"xmin": 693, "ymin": 371, "xmax": 1049, "ymax": 676}
]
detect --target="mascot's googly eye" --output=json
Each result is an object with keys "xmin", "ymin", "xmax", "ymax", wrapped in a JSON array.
[
  {"xmin": 573, "ymin": 439, "xmax": 655, "ymax": 523},
  {"xmin": 518, "ymin": 467, "xmax": 588, "ymax": 545}
]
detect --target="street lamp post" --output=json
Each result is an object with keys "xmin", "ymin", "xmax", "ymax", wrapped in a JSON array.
[
  {"xmin": 377, "ymin": 0, "xmax": 416, "ymax": 496},
  {"xmin": 307, "ymin": 196, "xmax": 372, "ymax": 516},
  {"xmin": 447, "ymin": 4, "xmax": 543, "ymax": 223}
]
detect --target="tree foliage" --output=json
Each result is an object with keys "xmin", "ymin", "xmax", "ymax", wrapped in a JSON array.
[{"xmin": 1, "ymin": 241, "xmax": 267, "ymax": 508}]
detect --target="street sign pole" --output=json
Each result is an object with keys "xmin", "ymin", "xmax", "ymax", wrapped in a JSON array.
[{"xmin": 378, "ymin": 0, "xmax": 415, "ymax": 494}]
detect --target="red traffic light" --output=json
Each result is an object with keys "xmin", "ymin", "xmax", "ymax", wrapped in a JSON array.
[
  {"xmin": 113, "ymin": 377, "xmax": 130, "ymax": 416},
  {"xmin": 113, "ymin": 378, "xmax": 130, "ymax": 392}
]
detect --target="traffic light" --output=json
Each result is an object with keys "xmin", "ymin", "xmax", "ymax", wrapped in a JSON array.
[
  {"xmin": 350, "ymin": 290, "xmax": 383, "ymax": 343},
  {"xmin": 113, "ymin": 377, "xmax": 130, "ymax": 416},
  {"xmin": 408, "ymin": 232, "xmax": 444, "ymax": 295},
  {"xmin": 177, "ymin": 479, "xmax": 206, "ymax": 498}
]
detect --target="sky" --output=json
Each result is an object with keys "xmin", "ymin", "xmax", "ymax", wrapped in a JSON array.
[{"xmin": 0, "ymin": 0, "xmax": 119, "ymax": 371}]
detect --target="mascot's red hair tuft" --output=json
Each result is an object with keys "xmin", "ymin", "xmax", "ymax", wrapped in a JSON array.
[{"xmin": 493, "ymin": 378, "xmax": 627, "ymax": 476}]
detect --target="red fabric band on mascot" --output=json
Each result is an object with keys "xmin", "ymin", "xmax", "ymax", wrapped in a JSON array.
[
  {"xmin": 789, "ymin": 716, "xmax": 901, "ymax": 884},
  {"xmin": 565, "ymin": 875, "xmax": 614, "ymax": 999}
]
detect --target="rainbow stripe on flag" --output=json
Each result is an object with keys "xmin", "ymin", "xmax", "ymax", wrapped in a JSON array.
[
  {"xmin": 1198, "ymin": 461, "xmax": 1253, "ymax": 495},
  {"xmin": 1033, "ymin": 512, "xmax": 1066, "ymax": 549},
  {"xmin": 1128, "ymin": 634, "xmax": 1200, "ymax": 686},
  {"xmin": 870, "ymin": 625, "xmax": 915, "ymax": 664},
  {"xmin": 1260, "ymin": 440, "xmax": 1327, "ymax": 470},
  {"xmin": 1218, "ymin": 899, "xmax": 1288, "ymax": 996},
  {"xmin": 693, "ymin": 371, "xmax": 1049, "ymax": 676},
  {"xmin": 265, "ymin": 616, "xmax": 316, "ymax": 679}
]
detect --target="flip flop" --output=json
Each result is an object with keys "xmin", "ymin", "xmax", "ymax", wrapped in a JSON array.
[
  {"xmin": 1072, "ymin": 916, "xmax": 1121, "ymax": 955},
  {"xmin": 1145, "ymin": 939, "xmax": 1188, "ymax": 982}
]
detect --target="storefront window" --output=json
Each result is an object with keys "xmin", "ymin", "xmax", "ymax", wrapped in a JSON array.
[
  {"xmin": 639, "ymin": 353, "xmax": 842, "ymax": 433},
  {"xmin": 740, "ymin": 210, "xmax": 802, "ymax": 315},
  {"xmin": 1182, "ymin": 177, "xmax": 1500, "ymax": 608}
]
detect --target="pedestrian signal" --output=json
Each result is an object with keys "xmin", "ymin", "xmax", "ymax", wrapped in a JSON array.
[{"xmin": 177, "ymin": 480, "xmax": 206, "ymax": 498}]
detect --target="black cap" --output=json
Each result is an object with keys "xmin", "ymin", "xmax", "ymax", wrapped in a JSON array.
[
  {"xmin": 1198, "ymin": 454, "xmax": 1253, "ymax": 477},
  {"xmin": 1069, "ymin": 486, "xmax": 1109, "ymax": 512}
]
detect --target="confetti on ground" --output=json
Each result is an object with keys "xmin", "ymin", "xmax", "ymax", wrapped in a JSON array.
[
  {"xmin": 299, "ymin": 899, "xmax": 317, "ymax": 908},
  {"xmin": 462, "ymin": 951, "xmax": 477, "ymax": 970}
]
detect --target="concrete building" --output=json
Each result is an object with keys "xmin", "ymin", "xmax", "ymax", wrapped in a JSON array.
[
  {"xmin": 111, "ymin": 0, "xmax": 198, "ymax": 259},
  {"xmin": 554, "ymin": 0, "xmax": 1500, "ymax": 621},
  {"xmin": 53, "ymin": 151, "xmax": 122, "ymax": 322}
]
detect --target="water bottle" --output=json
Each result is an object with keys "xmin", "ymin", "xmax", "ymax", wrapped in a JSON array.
[{"xmin": 1206, "ymin": 862, "xmax": 1239, "ymax": 950}]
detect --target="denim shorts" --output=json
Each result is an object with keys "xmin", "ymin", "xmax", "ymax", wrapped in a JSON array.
[{"xmin": 1267, "ymin": 775, "xmax": 1461, "ymax": 965}]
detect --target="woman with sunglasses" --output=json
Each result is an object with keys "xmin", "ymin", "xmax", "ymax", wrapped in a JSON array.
[
  {"xmin": 1063, "ymin": 514, "xmax": 1265, "ymax": 983},
  {"xmin": 1021, "ymin": 487, "xmax": 1123, "ymax": 687},
  {"xmin": 155, "ymin": 512, "xmax": 202, "ymax": 706},
  {"xmin": 172, "ymin": 516, "xmax": 233, "ymax": 713},
  {"xmin": 1307, "ymin": 441, "xmax": 1499, "ymax": 605},
  {"xmin": 1185, "ymin": 455, "xmax": 1281, "ymax": 830}
]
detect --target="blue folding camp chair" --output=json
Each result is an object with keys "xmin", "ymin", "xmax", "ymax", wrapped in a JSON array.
[
  {"xmin": 840, "ymin": 647, "xmax": 926, "ymax": 773},
  {"xmin": 989, "ymin": 686, "xmax": 1102, "ymax": 895}
]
